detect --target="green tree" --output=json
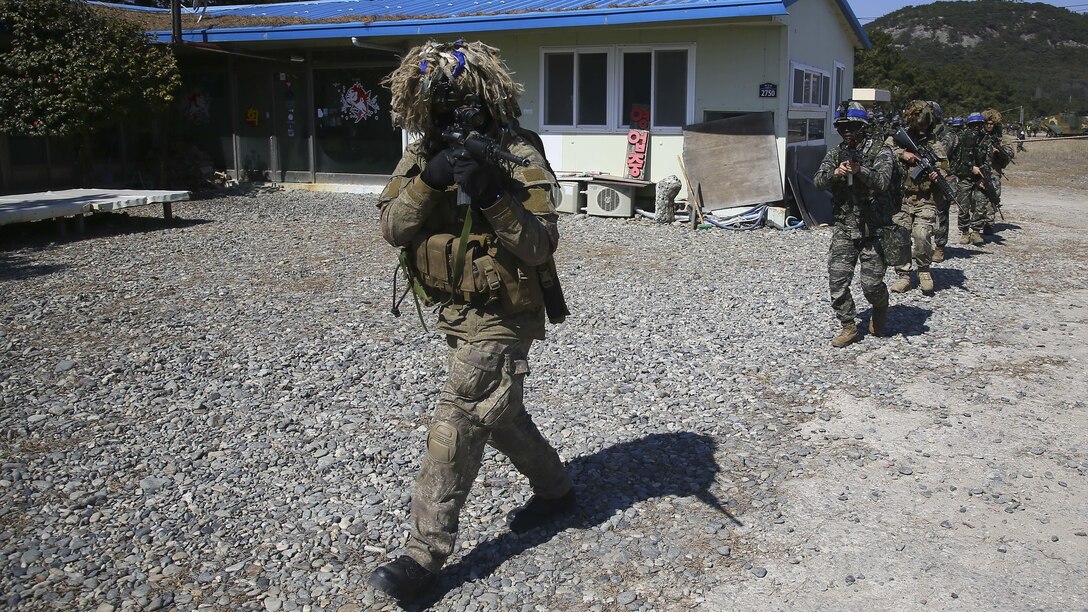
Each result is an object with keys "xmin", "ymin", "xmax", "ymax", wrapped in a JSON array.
[
  {"xmin": 854, "ymin": 30, "xmax": 923, "ymax": 110},
  {"xmin": 0, "ymin": 0, "xmax": 179, "ymax": 179}
]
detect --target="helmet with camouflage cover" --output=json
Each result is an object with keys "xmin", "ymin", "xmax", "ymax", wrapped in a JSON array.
[
  {"xmin": 902, "ymin": 99, "xmax": 936, "ymax": 132},
  {"xmin": 382, "ymin": 40, "xmax": 523, "ymax": 136},
  {"xmin": 966, "ymin": 112, "xmax": 985, "ymax": 126},
  {"xmin": 982, "ymin": 108, "xmax": 1002, "ymax": 125}
]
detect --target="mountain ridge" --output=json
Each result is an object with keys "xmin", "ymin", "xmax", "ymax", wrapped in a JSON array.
[{"xmin": 865, "ymin": 0, "xmax": 1088, "ymax": 114}]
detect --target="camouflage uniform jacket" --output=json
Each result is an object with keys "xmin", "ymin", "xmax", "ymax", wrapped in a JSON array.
[
  {"xmin": 949, "ymin": 130, "xmax": 991, "ymax": 179},
  {"xmin": 814, "ymin": 136, "xmax": 896, "ymax": 240},
  {"xmin": 887, "ymin": 128, "xmax": 948, "ymax": 204},
  {"xmin": 378, "ymin": 136, "xmax": 560, "ymax": 342},
  {"xmin": 940, "ymin": 126, "xmax": 961, "ymax": 154},
  {"xmin": 986, "ymin": 129, "xmax": 1015, "ymax": 171}
]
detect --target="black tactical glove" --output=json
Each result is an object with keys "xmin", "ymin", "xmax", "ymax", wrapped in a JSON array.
[
  {"xmin": 452, "ymin": 152, "xmax": 503, "ymax": 205},
  {"xmin": 419, "ymin": 148, "xmax": 458, "ymax": 190}
]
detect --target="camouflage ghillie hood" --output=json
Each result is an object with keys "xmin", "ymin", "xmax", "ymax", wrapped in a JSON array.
[
  {"xmin": 382, "ymin": 40, "xmax": 523, "ymax": 135},
  {"xmin": 902, "ymin": 99, "xmax": 936, "ymax": 133}
]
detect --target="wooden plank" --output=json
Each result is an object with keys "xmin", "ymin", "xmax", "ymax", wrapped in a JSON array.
[{"xmin": 0, "ymin": 189, "xmax": 189, "ymax": 227}]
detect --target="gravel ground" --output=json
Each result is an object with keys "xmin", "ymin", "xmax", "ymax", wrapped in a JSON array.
[{"xmin": 1, "ymin": 184, "xmax": 1085, "ymax": 611}]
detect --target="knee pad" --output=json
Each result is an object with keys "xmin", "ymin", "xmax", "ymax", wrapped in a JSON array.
[{"xmin": 427, "ymin": 421, "xmax": 459, "ymax": 463}]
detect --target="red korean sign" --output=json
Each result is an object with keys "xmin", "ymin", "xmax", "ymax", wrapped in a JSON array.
[{"xmin": 625, "ymin": 129, "xmax": 650, "ymax": 180}]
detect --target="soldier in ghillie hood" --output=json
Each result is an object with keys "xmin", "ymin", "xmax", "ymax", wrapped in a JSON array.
[
  {"xmin": 886, "ymin": 99, "xmax": 948, "ymax": 294},
  {"xmin": 368, "ymin": 40, "xmax": 574, "ymax": 603},
  {"xmin": 980, "ymin": 108, "xmax": 1014, "ymax": 235},
  {"xmin": 814, "ymin": 101, "xmax": 898, "ymax": 348}
]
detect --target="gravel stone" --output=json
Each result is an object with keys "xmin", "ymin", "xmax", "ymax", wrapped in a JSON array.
[{"xmin": 1, "ymin": 188, "xmax": 1084, "ymax": 610}]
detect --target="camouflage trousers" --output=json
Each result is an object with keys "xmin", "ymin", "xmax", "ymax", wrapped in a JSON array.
[
  {"xmin": 956, "ymin": 182, "xmax": 988, "ymax": 233},
  {"xmin": 828, "ymin": 228, "xmax": 889, "ymax": 323},
  {"xmin": 892, "ymin": 198, "xmax": 936, "ymax": 274},
  {"xmin": 983, "ymin": 178, "xmax": 1003, "ymax": 226},
  {"xmin": 405, "ymin": 336, "xmax": 571, "ymax": 573},
  {"xmin": 933, "ymin": 192, "xmax": 951, "ymax": 248}
]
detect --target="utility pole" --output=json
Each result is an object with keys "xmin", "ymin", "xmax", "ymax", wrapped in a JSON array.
[{"xmin": 172, "ymin": 0, "xmax": 181, "ymax": 45}]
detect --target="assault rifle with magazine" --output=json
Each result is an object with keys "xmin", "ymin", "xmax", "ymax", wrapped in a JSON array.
[{"xmin": 891, "ymin": 127, "xmax": 961, "ymax": 207}]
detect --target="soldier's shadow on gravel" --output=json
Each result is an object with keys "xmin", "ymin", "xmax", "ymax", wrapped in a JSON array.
[
  {"xmin": 929, "ymin": 267, "xmax": 967, "ymax": 292},
  {"xmin": 883, "ymin": 304, "xmax": 932, "ymax": 337},
  {"xmin": 992, "ymin": 222, "xmax": 1021, "ymax": 233},
  {"xmin": 942, "ymin": 246, "xmax": 992, "ymax": 260},
  {"xmin": 407, "ymin": 431, "xmax": 732, "ymax": 610},
  {"xmin": 0, "ymin": 252, "xmax": 70, "ymax": 280}
]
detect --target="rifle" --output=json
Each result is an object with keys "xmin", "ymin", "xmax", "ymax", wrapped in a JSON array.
[
  {"xmin": 977, "ymin": 162, "xmax": 1004, "ymax": 220},
  {"xmin": 442, "ymin": 95, "xmax": 531, "ymax": 169},
  {"xmin": 839, "ymin": 138, "xmax": 862, "ymax": 186},
  {"xmin": 891, "ymin": 127, "xmax": 961, "ymax": 207}
]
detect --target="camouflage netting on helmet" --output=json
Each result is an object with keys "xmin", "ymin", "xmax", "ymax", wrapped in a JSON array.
[
  {"xmin": 382, "ymin": 40, "xmax": 523, "ymax": 135},
  {"xmin": 982, "ymin": 108, "xmax": 1003, "ymax": 125},
  {"xmin": 902, "ymin": 99, "xmax": 936, "ymax": 131}
]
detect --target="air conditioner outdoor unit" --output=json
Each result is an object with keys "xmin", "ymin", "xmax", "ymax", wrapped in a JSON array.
[
  {"xmin": 556, "ymin": 180, "xmax": 585, "ymax": 214},
  {"xmin": 585, "ymin": 183, "xmax": 635, "ymax": 218}
]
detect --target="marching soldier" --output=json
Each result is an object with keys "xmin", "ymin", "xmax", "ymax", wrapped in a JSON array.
[
  {"xmin": 814, "ymin": 102, "xmax": 898, "ymax": 347},
  {"xmin": 887, "ymin": 100, "xmax": 948, "ymax": 293}
]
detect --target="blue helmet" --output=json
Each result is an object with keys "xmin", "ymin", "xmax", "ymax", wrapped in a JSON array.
[
  {"xmin": 948, "ymin": 117, "xmax": 963, "ymax": 126},
  {"xmin": 966, "ymin": 113, "xmax": 985, "ymax": 125},
  {"xmin": 928, "ymin": 101, "xmax": 943, "ymax": 120},
  {"xmin": 834, "ymin": 101, "xmax": 870, "ymax": 126}
]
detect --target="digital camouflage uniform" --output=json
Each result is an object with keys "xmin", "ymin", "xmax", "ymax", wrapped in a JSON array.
[
  {"xmin": 931, "ymin": 120, "xmax": 954, "ymax": 250},
  {"xmin": 950, "ymin": 125, "xmax": 992, "ymax": 237},
  {"xmin": 980, "ymin": 122, "xmax": 1014, "ymax": 227},
  {"xmin": 887, "ymin": 127, "xmax": 947, "ymax": 277},
  {"xmin": 378, "ymin": 136, "xmax": 571, "ymax": 574},
  {"xmin": 814, "ymin": 135, "xmax": 896, "ymax": 325}
]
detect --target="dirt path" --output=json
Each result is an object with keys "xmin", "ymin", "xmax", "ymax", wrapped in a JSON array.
[{"xmin": 711, "ymin": 185, "xmax": 1088, "ymax": 610}]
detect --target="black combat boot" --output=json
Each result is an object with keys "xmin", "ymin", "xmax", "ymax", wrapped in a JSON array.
[
  {"xmin": 368, "ymin": 556, "xmax": 436, "ymax": 601},
  {"xmin": 507, "ymin": 490, "xmax": 576, "ymax": 533}
]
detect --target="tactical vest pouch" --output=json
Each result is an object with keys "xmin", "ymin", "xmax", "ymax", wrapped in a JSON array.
[
  {"xmin": 412, "ymin": 233, "xmax": 486, "ymax": 298},
  {"xmin": 878, "ymin": 223, "xmax": 912, "ymax": 267},
  {"xmin": 489, "ymin": 249, "xmax": 544, "ymax": 313},
  {"xmin": 408, "ymin": 232, "xmax": 541, "ymax": 312}
]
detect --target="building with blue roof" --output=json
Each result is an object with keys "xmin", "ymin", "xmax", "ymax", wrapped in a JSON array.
[{"xmin": 3, "ymin": 0, "xmax": 869, "ymax": 204}]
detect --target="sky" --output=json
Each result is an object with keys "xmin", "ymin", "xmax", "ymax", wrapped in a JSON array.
[{"xmin": 848, "ymin": 0, "xmax": 1088, "ymax": 24}]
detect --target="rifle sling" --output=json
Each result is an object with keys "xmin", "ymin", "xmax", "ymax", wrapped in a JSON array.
[{"xmin": 450, "ymin": 209, "xmax": 474, "ymax": 298}]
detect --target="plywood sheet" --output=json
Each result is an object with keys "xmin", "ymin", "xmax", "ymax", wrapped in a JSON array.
[{"xmin": 681, "ymin": 112, "xmax": 783, "ymax": 210}]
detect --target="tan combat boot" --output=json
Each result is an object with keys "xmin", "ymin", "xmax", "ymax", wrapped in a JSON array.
[
  {"xmin": 932, "ymin": 246, "xmax": 945, "ymax": 263},
  {"xmin": 832, "ymin": 321, "xmax": 858, "ymax": 348},
  {"xmin": 889, "ymin": 275, "xmax": 912, "ymax": 293},
  {"xmin": 918, "ymin": 270, "xmax": 934, "ymax": 292},
  {"xmin": 969, "ymin": 230, "xmax": 984, "ymax": 245},
  {"xmin": 960, "ymin": 232, "xmax": 972, "ymax": 245},
  {"xmin": 869, "ymin": 304, "xmax": 887, "ymax": 336}
]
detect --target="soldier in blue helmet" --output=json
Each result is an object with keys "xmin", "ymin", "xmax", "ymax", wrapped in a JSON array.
[{"xmin": 815, "ymin": 101, "xmax": 898, "ymax": 347}]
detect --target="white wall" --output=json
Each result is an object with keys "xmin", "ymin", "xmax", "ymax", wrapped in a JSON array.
[
  {"xmin": 782, "ymin": 0, "xmax": 862, "ymax": 147},
  {"xmin": 474, "ymin": 20, "xmax": 787, "ymax": 184},
  {"xmin": 389, "ymin": 2, "xmax": 860, "ymax": 189}
]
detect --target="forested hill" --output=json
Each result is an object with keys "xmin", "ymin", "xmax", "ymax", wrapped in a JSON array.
[{"xmin": 865, "ymin": 0, "xmax": 1088, "ymax": 115}]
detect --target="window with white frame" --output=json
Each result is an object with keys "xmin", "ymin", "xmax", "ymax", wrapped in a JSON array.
[
  {"xmin": 790, "ymin": 62, "xmax": 831, "ymax": 108},
  {"xmin": 833, "ymin": 62, "xmax": 847, "ymax": 111},
  {"xmin": 542, "ymin": 45, "xmax": 694, "ymax": 132}
]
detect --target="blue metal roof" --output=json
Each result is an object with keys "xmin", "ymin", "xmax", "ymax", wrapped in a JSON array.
[
  {"xmin": 98, "ymin": 0, "xmax": 868, "ymax": 49},
  {"xmin": 97, "ymin": 0, "xmax": 791, "ymax": 43}
]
